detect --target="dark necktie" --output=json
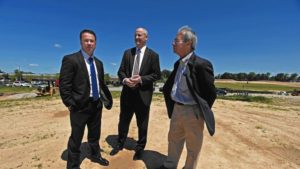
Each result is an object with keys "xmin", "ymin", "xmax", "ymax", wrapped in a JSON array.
[
  {"xmin": 132, "ymin": 49, "xmax": 141, "ymax": 75},
  {"xmin": 88, "ymin": 57, "xmax": 99, "ymax": 101}
]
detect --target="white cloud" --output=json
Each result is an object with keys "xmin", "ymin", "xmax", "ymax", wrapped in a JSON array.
[
  {"xmin": 110, "ymin": 62, "xmax": 117, "ymax": 66},
  {"xmin": 54, "ymin": 43, "xmax": 62, "ymax": 48},
  {"xmin": 29, "ymin": 64, "xmax": 39, "ymax": 67}
]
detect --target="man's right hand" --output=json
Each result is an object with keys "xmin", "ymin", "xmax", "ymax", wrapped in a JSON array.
[{"xmin": 124, "ymin": 78, "xmax": 137, "ymax": 88}]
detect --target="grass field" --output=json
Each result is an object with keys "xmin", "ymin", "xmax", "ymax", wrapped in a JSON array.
[
  {"xmin": 0, "ymin": 86, "xmax": 35, "ymax": 94},
  {"xmin": 1, "ymin": 81, "xmax": 300, "ymax": 94},
  {"xmin": 215, "ymin": 81, "xmax": 300, "ymax": 92}
]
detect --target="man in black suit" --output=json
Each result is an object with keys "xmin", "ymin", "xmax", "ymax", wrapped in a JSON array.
[
  {"xmin": 112, "ymin": 27, "xmax": 161, "ymax": 160},
  {"xmin": 59, "ymin": 29, "xmax": 112, "ymax": 169},
  {"xmin": 157, "ymin": 26, "xmax": 216, "ymax": 169}
]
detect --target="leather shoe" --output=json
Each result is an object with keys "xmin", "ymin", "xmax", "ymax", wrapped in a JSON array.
[
  {"xmin": 90, "ymin": 156, "xmax": 109, "ymax": 166},
  {"xmin": 155, "ymin": 165, "xmax": 169, "ymax": 169},
  {"xmin": 133, "ymin": 149, "xmax": 143, "ymax": 160},
  {"xmin": 110, "ymin": 144, "xmax": 124, "ymax": 156}
]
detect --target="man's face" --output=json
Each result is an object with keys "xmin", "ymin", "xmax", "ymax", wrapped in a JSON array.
[
  {"xmin": 81, "ymin": 32, "xmax": 96, "ymax": 56},
  {"xmin": 172, "ymin": 33, "xmax": 190, "ymax": 58},
  {"xmin": 134, "ymin": 28, "xmax": 148, "ymax": 49}
]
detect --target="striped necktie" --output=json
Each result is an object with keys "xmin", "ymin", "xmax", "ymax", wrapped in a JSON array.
[{"xmin": 132, "ymin": 48, "xmax": 141, "ymax": 75}]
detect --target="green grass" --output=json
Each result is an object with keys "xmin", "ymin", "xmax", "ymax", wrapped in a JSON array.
[
  {"xmin": 0, "ymin": 86, "xmax": 35, "ymax": 94},
  {"xmin": 215, "ymin": 82, "xmax": 300, "ymax": 92},
  {"xmin": 111, "ymin": 91, "xmax": 121, "ymax": 98},
  {"xmin": 218, "ymin": 95, "xmax": 272, "ymax": 104}
]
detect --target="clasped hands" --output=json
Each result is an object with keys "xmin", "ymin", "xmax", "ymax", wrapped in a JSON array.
[{"xmin": 124, "ymin": 75, "xmax": 141, "ymax": 88}]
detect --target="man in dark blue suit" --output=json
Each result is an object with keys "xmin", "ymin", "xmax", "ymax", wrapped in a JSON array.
[
  {"xmin": 59, "ymin": 29, "xmax": 112, "ymax": 169},
  {"xmin": 158, "ymin": 26, "xmax": 216, "ymax": 169}
]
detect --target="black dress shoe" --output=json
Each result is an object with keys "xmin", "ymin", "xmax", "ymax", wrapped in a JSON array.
[
  {"xmin": 133, "ymin": 149, "xmax": 143, "ymax": 160},
  {"xmin": 155, "ymin": 165, "xmax": 169, "ymax": 169},
  {"xmin": 110, "ymin": 144, "xmax": 124, "ymax": 156},
  {"xmin": 90, "ymin": 156, "xmax": 109, "ymax": 166}
]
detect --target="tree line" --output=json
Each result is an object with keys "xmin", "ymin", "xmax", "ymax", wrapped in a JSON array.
[
  {"xmin": 1, "ymin": 68, "xmax": 299, "ymax": 83},
  {"xmin": 160, "ymin": 70, "xmax": 300, "ymax": 82},
  {"xmin": 215, "ymin": 72, "xmax": 299, "ymax": 82}
]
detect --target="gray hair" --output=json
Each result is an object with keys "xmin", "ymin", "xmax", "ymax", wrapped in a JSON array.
[
  {"xmin": 178, "ymin": 25, "xmax": 197, "ymax": 50},
  {"xmin": 136, "ymin": 27, "xmax": 148, "ymax": 36}
]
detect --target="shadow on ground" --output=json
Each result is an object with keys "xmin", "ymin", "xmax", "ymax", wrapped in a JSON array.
[
  {"xmin": 105, "ymin": 135, "xmax": 167, "ymax": 169},
  {"xmin": 61, "ymin": 142, "xmax": 104, "ymax": 165}
]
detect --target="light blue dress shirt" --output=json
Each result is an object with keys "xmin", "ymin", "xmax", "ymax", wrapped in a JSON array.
[{"xmin": 171, "ymin": 52, "xmax": 197, "ymax": 105}]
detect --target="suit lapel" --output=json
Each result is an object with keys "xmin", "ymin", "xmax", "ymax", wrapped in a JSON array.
[
  {"xmin": 129, "ymin": 48, "xmax": 136, "ymax": 74},
  {"xmin": 77, "ymin": 52, "xmax": 90, "ymax": 84},
  {"xmin": 94, "ymin": 58, "xmax": 103, "ymax": 82},
  {"xmin": 139, "ymin": 47, "xmax": 149, "ymax": 75}
]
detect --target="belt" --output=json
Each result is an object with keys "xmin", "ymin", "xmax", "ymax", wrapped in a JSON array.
[
  {"xmin": 174, "ymin": 101, "xmax": 185, "ymax": 105},
  {"xmin": 89, "ymin": 97, "xmax": 99, "ymax": 102}
]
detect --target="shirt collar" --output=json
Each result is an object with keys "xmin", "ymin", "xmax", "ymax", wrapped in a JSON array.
[
  {"xmin": 136, "ymin": 46, "xmax": 146, "ymax": 53},
  {"xmin": 81, "ymin": 49, "xmax": 94, "ymax": 60},
  {"xmin": 181, "ymin": 52, "xmax": 193, "ymax": 64}
]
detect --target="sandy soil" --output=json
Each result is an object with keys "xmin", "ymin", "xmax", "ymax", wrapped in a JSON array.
[{"xmin": 0, "ymin": 94, "xmax": 299, "ymax": 169}]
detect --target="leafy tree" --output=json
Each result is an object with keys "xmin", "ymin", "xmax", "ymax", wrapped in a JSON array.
[
  {"xmin": 237, "ymin": 73, "xmax": 247, "ymax": 81},
  {"xmin": 258, "ymin": 72, "xmax": 271, "ymax": 80},
  {"xmin": 161, "ymin": 69, "xmax": 171, "ymax": 81},
  {"xmin": 289, "ymin": 73, "xmax": 298, "ymax": 82},
  {"xmin": 274, "ymin": 73, "xmax": 289, "ymax": 81},
  {"xmin": 3, "ymin": 73, "xmax": 9, "ymax": 79},
  {"xmin": 247, "ymin": 72, "xmax": 256, "ymax": 81},
  {"xmin": 104, "ymin": 73, "xmax": 110, "ymax": 84},
  {"xmin": 14, "ymin": 69, "xmax": 23, "ymax": 81},
  {"xmin": 220, "ymin": 72, "xmax": 235, "ymax": 79}
]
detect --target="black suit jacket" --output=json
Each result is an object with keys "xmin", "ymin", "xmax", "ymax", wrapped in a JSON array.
[
  {"xmin": 163, "ymin": 53, "xmax": 216, "ymax": 136},
  {"xmin": 118, "ymin": 47, "xmax": 161, "ymax": 106},
  {"xmin": 59, "ymin": 51, "xmax": 112, "ymax": 110}
]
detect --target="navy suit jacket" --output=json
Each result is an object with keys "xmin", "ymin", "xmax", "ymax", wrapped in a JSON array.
[{"xmin": 163, "ymin": 53, "xmax": 216, "ymax": 136}]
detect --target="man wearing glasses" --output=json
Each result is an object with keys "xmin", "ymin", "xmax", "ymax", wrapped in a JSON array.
[{"xmin": 158, "ymin": 26, "xmax": 216, "ymax": 169}]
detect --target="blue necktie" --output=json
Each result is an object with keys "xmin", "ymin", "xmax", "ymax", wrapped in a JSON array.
[{"xmin": 88, "ymin": 57, "xmax": 99, "ymax": 101}]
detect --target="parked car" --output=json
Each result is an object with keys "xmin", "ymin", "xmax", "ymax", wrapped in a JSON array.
[
  {"xmin": 159, "ymin": 87, "xmax": 163, "ymax": 92},
  {"xmin": 13, "ymin": 81, "xmax": 32, "ymax": 87},
  {"xmin": 278, "ymin": 91, "xmax": 288, "ymax": 96},
  {"xmin": 5, "ymin": 82, "xmax": 13, "ymax": 87},
  {"xmin": 291, "ymin": 90, "xmax": 300, "ymax": 96},
  {"xmin": 216, "ymin": 88, "xmax": 227, "ymax": 96}
]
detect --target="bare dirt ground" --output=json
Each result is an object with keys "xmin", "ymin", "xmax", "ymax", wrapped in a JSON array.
[{"xmin": 0, "ymin": 94, "xmax": 299, "ymax": 169}]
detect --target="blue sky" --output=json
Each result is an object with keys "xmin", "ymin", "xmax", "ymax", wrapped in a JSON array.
[{"xmin": 1, "ymin": 0, "xmax": 300, "ymax": 76}]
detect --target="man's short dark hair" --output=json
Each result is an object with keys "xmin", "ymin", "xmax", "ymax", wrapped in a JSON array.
[{"xmin": 80, "ymin": 29, "xmax": 97, "ymax": 41}]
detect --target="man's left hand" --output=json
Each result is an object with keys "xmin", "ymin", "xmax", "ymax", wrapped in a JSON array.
[{"xmin": 130, "ymin": 75, "xmax": 142, "ymax": 85}]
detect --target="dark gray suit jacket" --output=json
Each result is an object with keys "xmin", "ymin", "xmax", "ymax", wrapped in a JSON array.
[
  {"xmin": 118, "ymin": 47, "xmax": 161, "ymax": 107},
  {"xmin": 59, "ymin": 51, "xmax": 112, "ymax": 110},
  {"xmin": 163, "ymin": 53, "xmax": 216, "ymax": 136}
]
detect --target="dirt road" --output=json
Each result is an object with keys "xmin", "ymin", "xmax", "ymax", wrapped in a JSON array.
[{"xmin": 0, "ymin": 95, "xmax": 299, "ymax": 169}]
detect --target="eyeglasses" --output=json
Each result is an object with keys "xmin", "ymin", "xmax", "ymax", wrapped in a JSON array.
[{"xmin": 172, "ymin": 40, "xmax": 185, "ymax": 45}]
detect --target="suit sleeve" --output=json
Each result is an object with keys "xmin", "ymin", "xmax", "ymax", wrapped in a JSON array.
[
  {"xmin": 117, "ymin": 51, "xmax": 128, "ymax": 82},
  {"xmin": 140, "ymin": 52, "xmax": 161, "ymax": 85},
  {"xmin": 197, "ymin": 60, "xmax": 216, "ymax": 108},
  {"xmin": 97, "ymin": 60, "xmax": 113, "ymax": 110},
  {"xmin": 59, "ymin": 56, "xmax": 76, "ymax": 107}
]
